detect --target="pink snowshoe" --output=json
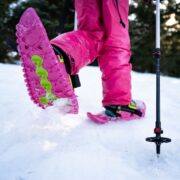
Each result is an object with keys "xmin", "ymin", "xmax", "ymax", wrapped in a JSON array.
[
  {"xmin": 87, "ymin": 100, "xmax": 146, "ymax": 124},
  {"xmin": 16, "ymin": 8, "xmax": 78, "ymax": 113}
]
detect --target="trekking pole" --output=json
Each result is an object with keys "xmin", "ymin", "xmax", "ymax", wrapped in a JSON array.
[{"xmin": 145, "ymin": 0, "xmax": 171, "ymax": 157}]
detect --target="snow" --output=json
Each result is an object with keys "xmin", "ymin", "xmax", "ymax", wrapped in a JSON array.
[{"xmin": 0, "ymin": 63, "xmax": 180, "ymax": 180}]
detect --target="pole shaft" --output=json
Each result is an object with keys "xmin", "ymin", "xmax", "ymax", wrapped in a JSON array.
[
  {"xmin": 74, "ymin": 11, "xmax": 78, "ymax": 30},
  {"xmin": 156, "ymin": 0, "xmax": 161, "ymax": 128},
  {"xmin": 156, "ymin": 57, "xmax": 160, "ymax": 128}
]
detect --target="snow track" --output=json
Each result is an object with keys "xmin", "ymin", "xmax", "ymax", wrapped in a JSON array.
[{"xmin": 0, "ymin": 64, "xmax": 180, "ymax": 180}]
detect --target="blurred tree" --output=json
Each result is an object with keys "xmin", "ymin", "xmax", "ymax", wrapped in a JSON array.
[
  {"xmin": 0, "ymin": 0, "xmax": 18, "ymax": 63},
  {"xmin": 0, "ymin": 0, "xmax": 74, "ymax": 63},
  {"xmin": 0, "ymin": 0, "xmax": 179, "ymax": 77},
  {"xmin": 161, "ymin": 1, "xmax": 180, "ymax": 76},
  {"xmin": 129, "ymin": 0, "xmax": 180, "ymax": 77}
]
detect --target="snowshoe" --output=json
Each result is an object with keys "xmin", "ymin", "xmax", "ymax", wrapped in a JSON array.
[
  {"xmin": 87, "ymin": 100, "xmax": 146, "ymax": 124},
  {"xmin": 16, "ymin": 7, "xmax": 78, "ymax": 113}
]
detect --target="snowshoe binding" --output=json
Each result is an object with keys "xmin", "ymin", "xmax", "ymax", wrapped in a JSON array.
[{"xmin": 87, "ymin": 100, "xmax": 146, "ymax": 124}]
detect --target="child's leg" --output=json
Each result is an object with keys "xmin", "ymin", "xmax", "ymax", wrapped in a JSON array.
[
  {"xmin": 98, "ymin": 0, "xmax": 132, "ymax": 106},
  {"xmin": 51, "ymin": 0, "xmax": 104, "ymax": 75}
]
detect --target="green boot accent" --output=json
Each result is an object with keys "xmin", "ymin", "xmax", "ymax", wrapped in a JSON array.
[
  {"xmin": 31, "ymin": 55, "xmax": 43, "ymax": 66},
  {"xmin": 39, "ymin": 96, "xmax": 49, "ymax": 105},
  {"xmin": 36, "ymin": 67, "xmax": 48, "ymax": 78},
  {"xmin": 31, "ymin": 54, "xmax": 58, "ymax": 105},
  {"xmin": 46, "ymin": 92, "xmax": 57, "ymax": 101},
  {"xmin": 40, "ymin": 79, "xmax": 52, "ymax": 91}
]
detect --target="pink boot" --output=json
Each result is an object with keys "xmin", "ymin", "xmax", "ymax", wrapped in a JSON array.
[
  {"xmin": 87, "ymin": 100, "xmax": 146, "ymax": 124},
  {"xmin": 16, "ymin": 8, "xmax": 78, "ymax": 113}
]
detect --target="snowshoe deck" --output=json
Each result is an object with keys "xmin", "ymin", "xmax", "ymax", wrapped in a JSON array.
[
  {"xmin": 16, "ymin": 8, "xmax": 78, "ymax": 113},
  {"xmin": 87, "ymin": 110, "xmax": 145, "ymax": 124}
]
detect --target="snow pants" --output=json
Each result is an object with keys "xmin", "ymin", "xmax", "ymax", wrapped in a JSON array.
[{"xmin": 51, "ymin": 0, "xmax": 132, "ymax": 106}]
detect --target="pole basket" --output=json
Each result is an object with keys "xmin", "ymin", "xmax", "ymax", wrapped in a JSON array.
[{"xmin": 146, "ymin": 136, "xmax": 171, "ymax": 155}]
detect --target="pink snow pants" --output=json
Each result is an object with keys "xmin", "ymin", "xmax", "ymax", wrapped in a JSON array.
[{"xmin": 51, "ymin": 0, "xmax": 132, "ymax": 106}]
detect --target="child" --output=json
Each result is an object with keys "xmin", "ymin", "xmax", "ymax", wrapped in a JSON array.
[{"xmin": 16, "ymin": 0, "xmax": 146, "ymax": 123}]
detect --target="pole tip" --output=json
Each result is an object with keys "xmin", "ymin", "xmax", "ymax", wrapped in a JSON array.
[{"xmin": 157, "ymin": 154, "xmax": 160, "ymax": 158}]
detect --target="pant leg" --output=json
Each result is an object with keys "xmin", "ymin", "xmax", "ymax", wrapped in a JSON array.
[
  {"xmin": 51, "ymin": 0, "xmax": 104, "ymax": 75},
  {"xmin": 98, "ymin": 0, "xmax": 132, "ymax": 106}
]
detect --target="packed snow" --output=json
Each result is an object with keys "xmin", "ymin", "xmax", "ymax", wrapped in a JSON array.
[{"xmin": 0, "ymin": 63, "xmax": 180, "ymax": 180}]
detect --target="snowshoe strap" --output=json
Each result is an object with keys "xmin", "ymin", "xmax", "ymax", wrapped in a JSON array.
[
  {"xmin": 53, "ymin": 45, "xmax": 71, "ymax": 73},
  {"xmin": 70, "ymin": 74, "xmax": 81, "ymax": 88},
  {"xmin": 53, "ymin": 45, "xmax": 81, "ymax": 88},
  {"xmin": 120, "ymin": 106, "xmax": 143, "ymax": 117},
  {"xmin": 105, "ymin": 104, "xmax": 143, "ymax": 117}
]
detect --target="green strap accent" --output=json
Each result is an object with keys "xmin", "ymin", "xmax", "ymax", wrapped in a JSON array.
[
  {"xmin": 31, "ymin": 55, "xmax": 57, "ymax": 105},
  {"xmin": 57, "ymin": 55, "xmax": 64, "ymax": 63},
  {"xmin": 128, "ymin": 101, "xmax": 137, "ymax": 110}
]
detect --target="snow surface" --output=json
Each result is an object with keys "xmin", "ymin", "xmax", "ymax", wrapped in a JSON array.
[{"xmin": 0, "ymin": 63, "xmax": 180, "ymax": 180}]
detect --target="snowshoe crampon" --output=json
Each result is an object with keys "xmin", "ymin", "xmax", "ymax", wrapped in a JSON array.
[{"xmin": 16, "ymin": 8, "xmax": 78, "ymax": 113}]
